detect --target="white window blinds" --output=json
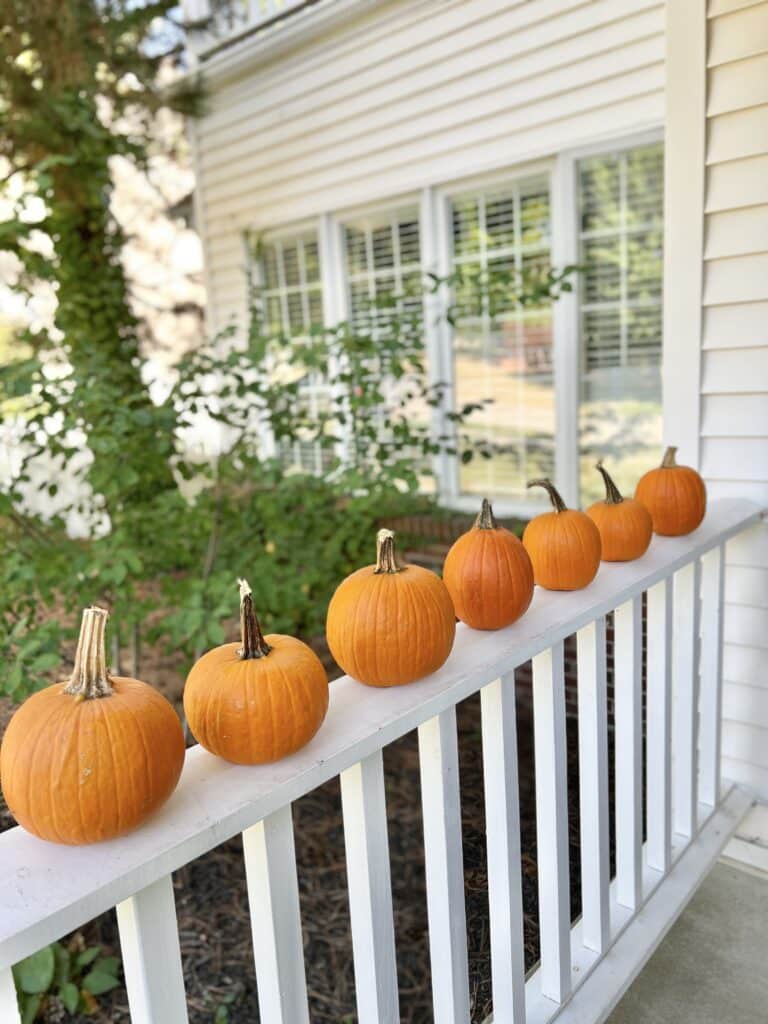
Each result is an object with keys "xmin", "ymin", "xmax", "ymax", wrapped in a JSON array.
[{"xmin": 450, "ymin": 174, "xmax": 554, "ymax": 500}]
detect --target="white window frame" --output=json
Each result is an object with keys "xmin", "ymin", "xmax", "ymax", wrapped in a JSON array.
[
  {"xmin": 553, "ymin": 127, "xmax": 665, "ymax": 508},
  {"xmin": 249, "ymin": 133, "xmax": 664, "ymax": 513}
]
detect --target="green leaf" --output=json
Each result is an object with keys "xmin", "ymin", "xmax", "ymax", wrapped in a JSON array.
[
  {"xmin": 13, "ymin": 946, "xmax": 55, "ymax": 994},
  {"xmin": 94, "ymin": 956, "xmax": 120, "ymax": 978},
  {"xmin": 59, "ymin": 981, "xmax": 80, "ymax": 1013},
  {"xmin": 82, "ymin": 969, "xmax": 121, "ymax": 996},
  {"xmin": 75, "ymin": 947, "xmax": 101, "ymax": 969},
  {"xmin": 21, "ymin": 993, "xmax": 41, "ymax": 1024}
]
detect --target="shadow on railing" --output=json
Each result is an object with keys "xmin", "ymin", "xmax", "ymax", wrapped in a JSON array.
[{"xmin": 0, "ymin": 498, "xmax": 762, "ymax": 1024}]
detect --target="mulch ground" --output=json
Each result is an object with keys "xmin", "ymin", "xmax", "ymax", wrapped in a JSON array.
[{"xmin": 1, "ymin": 676, "xmax": 604, "ymax": 1024}]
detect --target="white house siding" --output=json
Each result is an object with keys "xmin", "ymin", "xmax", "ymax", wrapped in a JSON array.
[
  {"xmin": 191, "ymin": 0, "xmax": 666, "ymax": 334},
  {"xmin": 666, "ymin": 0, "xmax": 768, "ymax": 797}
]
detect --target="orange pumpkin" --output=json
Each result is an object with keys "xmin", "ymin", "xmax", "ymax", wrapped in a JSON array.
[
  {"xmin": 0, "ymin": 606, "xmax": 185, "ymax": 845},
  {"xmin": 523, "ymin": 479, "xmax": 602, "ymax": 591},
  {"xmin": 443, "ymin": 498, "xmax": 534, "ymax": 629},
  {"xmin": 326, "ymin": 528, "xmax": 455, "ymax": 687},
  {"xmin": 586, "ymin": 461, "xmax": 653, "ymax": 562},
  {"xmin": 184, "ymin": 580, "xmax": 328, "ymax": 765},
  {"xmin": 635, "ymin": 446, "xmax": 707, "ymax": 536}
]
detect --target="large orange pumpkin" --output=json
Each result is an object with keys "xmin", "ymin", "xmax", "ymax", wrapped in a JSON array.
[
  {"xmin": 523, "ymin": 479, "xmax": 602, "ymax": 591},
  {"xmin": 635, "ymin": 446, "xmax": 707, "ymax": 536},
  {"xmin": 0, "ymin": 606, "xmax": 185, "ymax": 845},
  {"xmin": 184, "ymin": 580, "xmax": 328, "ymax": 765},
  {"xmin": 586, "ymin": 461, "xmax": 653, "ymax": 562},
  {"xmin": 326, "ymin": 528, "xmax": 455, "ymax": 687},
  {"xmin": 443, "ymin": 498, "xmax": 534, "ymax": 629}
]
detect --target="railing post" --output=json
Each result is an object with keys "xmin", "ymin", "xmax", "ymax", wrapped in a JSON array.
[
  {"xmin": 481, "ymin": 673, "xmax": 526, "ymax": 1022},
  {"xmin": 576, "ymin": 619, "xmax": 610, "ymax": 952},
  {"xmin": 672, "ymin": 559, "xmax": 702, "ymax": 839},
  {"xmin": 116, "ymin": 875, "xmax": 188, "ymax": 1024},
  {"xmin": 242, "ymin": 806, "xmax": 310, "ymax": 1024},
  {"xmin": 0, "ymin": 966, "xmax": 20, "ymax": 1024},
  {"xmin": 532, "ymin": 642, "xmax": 571, "ymax": 1003},
  {"xmin": 418, "ymin": 708, "xmax": 471, "ymax": 1024},
  {"xmin": 647, "ymin": 578, "xmax": 673, "ymax": 872},
  {"xmin": 340, "ymin": 751, "xmax": 400, "ymax": 1024},
  {"xmin": 699, "ymin": 543, "xmax": 726, "ymax": 808},
  {"xmin": 615, "ymin": 597, "xmax": 643, "ymax": 910}
]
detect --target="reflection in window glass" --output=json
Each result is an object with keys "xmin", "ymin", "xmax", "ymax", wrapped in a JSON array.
[
  {"xmin": 260, "ymin": 232, "xmax": 332, "ymax": 476},
  {"xmin": 451, "ymin": 175, "xmax": 554, "ymax": 500},
  {"xmin": 578, "ymin": 143, "xmax": 663, "ymax": 504},
  {"xmin": 342, "ymin": 208, "xmax": 433, "ymax": 490}
]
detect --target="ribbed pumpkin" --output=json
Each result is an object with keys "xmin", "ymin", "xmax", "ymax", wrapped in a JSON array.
[
  {"xmin": 635, "ymin": 446, "xmax": 707, "ymax": 536},
  {"xmin": 523, "ymin": 479, "xmax": 602, "ymax": 591},
  {"xmin": 326, "ymin": 528, "xmax": 456, "ymax": 687},
  {"xmin": 0, "ymin": 606, "xmax": 185, "ymax": 845},
  {"xmin": 184, "ymin": 580, "xmax": 328, "ymax": 765},
  {"xmin": 586, "ymin": 461, "xmax": 653, "ymax": 562},
  {"xmin": 443, "ymin": 498, "xmax": 534, "ymax": 630}
]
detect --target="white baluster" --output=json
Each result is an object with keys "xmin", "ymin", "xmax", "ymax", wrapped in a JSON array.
[
  {"xmin": 418, "ymin": 708, "xmax": 471, "ymax": 1024},
  {"xmin": 576, "ymin": 619, "xmax": 610, "ymax": 952},
  {"xmin": 615, "ymin": 598, "xmax": 643, "ymax": 911},
  {"xmin": 647, "ymin": 578, "xmax": 673, "ymax": 872},
  {"xmin": 0, "ymin": 966, "xmax": 20, "ymax": 1024},
  {"xmin": 699, "ymin": 544, "xmax": 726, "ymax": 808},
  {"xmin": 672, "ymin": 560, "xmax": 702, "ymax": 839},
  {"xmin": 116, "ymin": 875, "xmax": 188, "ymax": 1024},
  {"xmin": 481, "ymin": 673, "xmax": 526, "ymax": 1023},
  {"xmin": 242, "ymin": 806, "xmax": 310, "ymax": 1024},
  {"xmin": 532, "ymin": 642, "xmax": 571, "ymax": 1003},
  {"xmin": 340, "ymin": 751, "xmax": 400, "ymax": 1024}
]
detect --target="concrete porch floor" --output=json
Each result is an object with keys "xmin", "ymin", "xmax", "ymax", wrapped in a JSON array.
[{"xmin": 607, "ymin": 803, "xmax": 768, "ymax": 1024}]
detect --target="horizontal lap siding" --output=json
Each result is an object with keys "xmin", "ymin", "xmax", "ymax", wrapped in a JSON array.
[
  {"xmin": 703, "ymin": 0, "xmax": 768, "ymax": 795},
  {"xmin": 192, "ymin": 0, "xmax": 665, "ymax": 331}
]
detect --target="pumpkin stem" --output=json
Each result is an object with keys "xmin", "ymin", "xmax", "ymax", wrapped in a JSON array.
[
  {"xmin": 475, "ymin": 498, "xmax": 498, "ymax": 530},
  {"xmin": 595, "ymin": 460, "xmax": 624, "ymax": 504},
  {"xmin": 237, "ymin": 579, "xmax": 272, "ymax": 659},
  {"xmin": 527, "ymin": 478, "xmax": 568, "ymax": 513},
  {"xmin": 374, "ymin": 528, "xmax": 401, "ymax": 574},
  {"xmin": 63, "ymin": 606, "xmax": 113, "ymax": 700},
  {"xmin": 661, "ymin": 445, "xmax": 678, "ymax": 468}
]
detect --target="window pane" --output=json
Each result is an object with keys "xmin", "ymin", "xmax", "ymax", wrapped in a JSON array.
[
  {"xmin": 451, "ymin": 174, "xmax": 554, "ymax": 500},
  {"xmin": 259, "ymin": 230, "xmax": 329, "ymax": 475},
  {"xmin": 577, "ymin": 142, "xmax": 663, "ymax": 504}
]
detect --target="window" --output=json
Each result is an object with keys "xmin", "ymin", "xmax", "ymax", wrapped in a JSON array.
[
  {"xmin": 577, "ymin": 142, "xmax": 664, "ymax": 503},
  {"xmin": 343, "ymin": 208, "xmax": 422, "ymax": 331},
  {"xmin": 260, "ymin": 232, "xmax": 331, "ymax": 475},
  {"xmin": 450, "ymin": 175, "xmax": 554, "ymax": 499}
]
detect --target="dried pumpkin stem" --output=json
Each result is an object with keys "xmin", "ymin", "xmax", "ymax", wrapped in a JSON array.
[
  {"xmin": 63, "ymin": 606, "xmax": 113, "ymax": 700},
  {"xmin": 238, "ymin": 579, "xmax": 272, "ymax": 659},
  {"xmin": 374, "ymin": 528, "xmax": 401, "ymax": 574},
  {"xmin": 527, "ymin": 478, "xmax": 568, "ymax": 513},
  {"xmin": 661, "ymin": 445, "xmax": 678, "ymax": 468},
  {"xmin": 595, "ymin": 460, "xmax": 624, "ymax": 504},
  {"xmin": 475, "ymin": 498, "xmax": 498, "ymax": 530}
]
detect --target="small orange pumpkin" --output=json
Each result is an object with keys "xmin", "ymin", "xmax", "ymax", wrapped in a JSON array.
[
  {"xmin": 635, "ymin": 446, "xmax": 707, "ymax": 536},
  {"xmin": 0, "ymin": 606, "xmax": 185, "ymax": 845},
  {"xmin": 586, "ymin": 461, "xmax": 653, "ymax": 562},
  {"xmin": 523, "ymin": 479, "xmax": 602, "ymax": 591},
  {"xmin": 326, "ymin": 528, "xmax": 455, "ymax": 687},
  {"xmin": 184, "ymin": 580, "xmax": 328, "ymax": 765},
  {"xmin": 443, "ymin": 498, "xmax": 534, "ymax": 629}
]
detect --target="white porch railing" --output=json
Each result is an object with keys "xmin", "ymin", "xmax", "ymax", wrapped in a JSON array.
[
  {"xmin": 0, "ymin": 497, "xmax": 761, "ymax": 1024},
  {"xmin": 182, "ymin": 0, "xmax": 316, "ymax": 59}
]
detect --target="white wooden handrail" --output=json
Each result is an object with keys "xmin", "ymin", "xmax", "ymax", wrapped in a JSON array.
[{"xmin": 0, "ymin": 497, "xmax": 762, "ymax": 1024}]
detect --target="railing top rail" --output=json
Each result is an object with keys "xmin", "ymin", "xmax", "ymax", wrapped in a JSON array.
[{"xmin": 0, "ymin": 497, "xmax": 761, "ymax": 970}]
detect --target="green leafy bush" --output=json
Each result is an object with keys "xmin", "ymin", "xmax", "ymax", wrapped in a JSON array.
[{"xmin": 13, "ymin": 941, "xmax": 121, "ymax": 1022}]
